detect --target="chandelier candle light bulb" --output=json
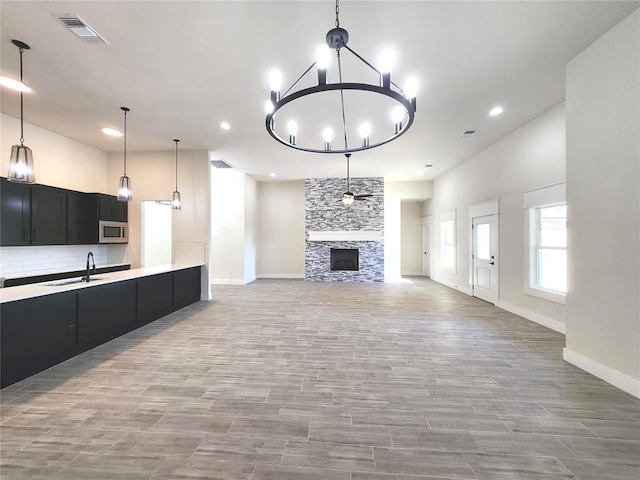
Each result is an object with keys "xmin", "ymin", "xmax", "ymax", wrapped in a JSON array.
[
  {"xmin": 359, "ymin": 122, "xmax": 371, "ymax": 147},
  {"xmin": 288, "ymin": 120, "xmax": 298, "ymax": 145},
  {"xmin": 323, "ymin": 127, "xmax": 333, "ymax": 151},
  {"xmin": 392, "ymin": 105, "xmax": 405, "ymax": 134}
]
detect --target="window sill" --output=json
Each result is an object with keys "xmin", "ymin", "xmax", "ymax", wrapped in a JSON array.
[{"xmin": 525, "ymin": 285, "xmax": 566, "ymax": 304}]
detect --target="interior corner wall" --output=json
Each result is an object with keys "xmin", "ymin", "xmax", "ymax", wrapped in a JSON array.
[
  {"xmin": 384, "ymin": 181, "xmax": 433, "ymax": 281},
  {"xmin": 401, "ymin": 202, "xmax": 424, "ymax": 276},
  {"xmin": 210, "ymin": 168, "xmax": 247, "ymax": 284},
  {"xmin": 107, "ymin": 149, "xmax": 211, "ymax": 279},
  {"xmin": 256, "ymin": 181, "xmax": 305, "ymax": 278},
  {"xmin": 424, "ymin": 103, "xmax": 566, "ymax": 326},
  {"xmin": 565, "ymin": 9, "xmax": 639, "ymax": 396},
  {"xmin": 243, "ymin": 175, "xmax": 257, "ymax": 284},
  {"xmin": 1, "ymin": 114, "xmax": 108, "ymax": 192}
]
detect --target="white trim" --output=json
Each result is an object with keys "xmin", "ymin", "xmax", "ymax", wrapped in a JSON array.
[
  {"xmin": 524, "ymin": 285, "xmax": 566, "ymax": 304},
  {"xmin": 523, "ymin": 182, "xmax": 566, "ymax": 208},
  {"xmin": 430, "ymin": 275, "xmax": 473, "ymax": 296},
  {"xmin": 421, "ymin": 215, "xmax": 433, "ymax": 226},
  {"xmin": 307, "ymin": 231, "xmax": 383, "ymax": 242},
  {"xmin": 401, "ymin": 271, "xmax": 423, "ymax": 276},
  {"xmin": 257, "ymin": 273, "xmax": 305, "ymax": 279},
  {"xmin": 469, "ymin": 199, "xmax": 499, "ymax": 218},
  {"xmin": 563, "ymin": 348, "xmax": 640, "ymax": 399},
  {"xmin": 211, "ymin": 278, "xmax": 248, "ymax": 285},
  {"xmin": 495, "ymin": 300, "xmax": 565, "ymax": 334}
]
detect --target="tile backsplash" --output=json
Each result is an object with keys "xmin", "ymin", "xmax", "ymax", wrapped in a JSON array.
[{"xmin": 0, "ymin": 244, "xmax": 128, "ymax": 276}]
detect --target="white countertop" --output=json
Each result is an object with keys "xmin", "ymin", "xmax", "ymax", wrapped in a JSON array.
[
  {"xmin": 1, "ymin": 263, "xmax": 131, "ymax": 280},
  {"xmin": 0, "ymin": 263, "xmax": 203, "ymax": 304}
]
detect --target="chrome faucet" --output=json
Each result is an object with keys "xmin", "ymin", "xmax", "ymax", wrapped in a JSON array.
[{"xmin": 82, "ymin": 251, "xmax": 96, "ymax": 282}]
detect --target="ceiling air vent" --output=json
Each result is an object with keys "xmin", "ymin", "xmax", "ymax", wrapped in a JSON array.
[
  {"xmin": 53, "ymin": 15, "xmax": 108, "ymax": 45},
  {"xmin": 459, "ymin": 130, "xmax": 477, "ymax": 138},
  {"xmin": 211, "ymin": 160, "xmax": 232, "ymax": 169}
]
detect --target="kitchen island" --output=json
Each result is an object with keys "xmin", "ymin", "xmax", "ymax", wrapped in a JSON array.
[{"xmin": 0, "ymin": 264, "xmax": 203, "ymax": 388}]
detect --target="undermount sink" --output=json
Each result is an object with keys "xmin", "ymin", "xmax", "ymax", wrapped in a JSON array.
[{"xmin": 44, "ymin": 276, "xmax": 106, "ymax": 286}]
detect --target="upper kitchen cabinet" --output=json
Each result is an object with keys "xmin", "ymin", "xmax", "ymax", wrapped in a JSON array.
[
  {"xmin": 30, "ymin": 184, "xmax": 68, "ymax": 245},
  {"xmin": 98, "ymin": 194, "xmax": 128, "ymax": 222},
  {"xmin": 67, "ymin": 191, "xmax": 90, "ymax": 245},
  {"xmin": 1, "ymin": 177, "xmax": 31, "ymax": 246}
]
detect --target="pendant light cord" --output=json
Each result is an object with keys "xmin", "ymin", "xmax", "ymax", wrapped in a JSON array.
[
  {"xmin": 19, "ymin": 47, "xmax": 24, "ymax": 145},
  {"xmin": 335, "ymin": 0, "xmax": 340, "ymax": 27},
  {"xmin": 122, "ymin": 107, "xmax": 128, "ymax": 175},
  {"xmin": 346, "ymin": 154, "xmax": 350, "ymax": 192},
  {"xmin": 174, "ymin": 139, "xmax": 179, "ymax": 191}
]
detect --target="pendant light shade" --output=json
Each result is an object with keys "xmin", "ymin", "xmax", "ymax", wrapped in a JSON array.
[
  {"xmin": 117, "ymin": 107, "xmax": 132, "ymax": 202},
  {"xmin": 7, "ymin": 40, "xmax": 35, "ymax": 184},
  {"xmin": 172, "ymin": 139, "xmax": 181, "ymax": 210}
]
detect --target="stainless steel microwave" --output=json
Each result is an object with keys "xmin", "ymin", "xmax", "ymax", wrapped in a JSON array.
[{"xmin": 99, "ymin": 220, "xmax": 128, "ymax": 243}]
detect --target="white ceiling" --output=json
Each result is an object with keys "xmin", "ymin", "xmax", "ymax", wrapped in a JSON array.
[{"xmin": 1, "ymin": 1, "xmax": 638, "ymax": 181}]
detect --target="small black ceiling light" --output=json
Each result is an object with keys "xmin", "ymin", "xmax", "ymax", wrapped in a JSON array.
[
  {"xmin": 7, "ymin": 40, "xmax": 35, "ymax": 183},
  {"xmin": 265, "ymin": 0, "xmax": 417, "ymax": 155},
  {"xmin": 117, "ymin": 107, "xmax": 132, "ymax": 202},
  {"xmin": 172, "ymin": 139, "xmax": 181, "ymax": 210}
]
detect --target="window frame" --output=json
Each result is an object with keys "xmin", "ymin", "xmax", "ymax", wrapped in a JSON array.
[
  {"xmin": 523, "ymin": 183, "xmax": 566, "ymax": 304},
  {"xmin": 440, "ymin": 210, "xmax": 456, "ymax": 273}
]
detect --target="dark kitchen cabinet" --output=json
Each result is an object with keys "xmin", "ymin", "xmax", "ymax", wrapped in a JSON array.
[
  {"xmin": 77, "ymin": 281, "xmax": 136, "ymax": 352},
  {"xmin": 98, "ymin": 194, "xmax": 128, "ymax": 222},
  {"xmin": 174, "ymin": 267, "xmax": 202, "ymax": 308},
  {"xmin": 0, "ymin": 177, "xmax": 31, "ymax": 246},
  {"xmin": 137, "ymin": 273, "xmax": 174, "ymax": 326},
  {"xmin": 1, "ymin": 291, "xmax": 77, "ymax": 387},
  {"xmin": 31, "ymin": 184, "xmax": 68, "ymax": 245},
  {"xmin": 67, "ymin": 191, "xmax": 90, "ymax": 244}
]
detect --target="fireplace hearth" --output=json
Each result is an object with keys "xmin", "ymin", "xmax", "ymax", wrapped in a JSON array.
[{"xmin": 330, "ymin": 248, "xmax": 359, "ymax": 271}]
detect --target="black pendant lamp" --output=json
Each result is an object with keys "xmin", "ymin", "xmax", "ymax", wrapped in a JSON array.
[
  {"xmin": 117, "ymin": 107, "xmax": 132, "ymax": 202},
  {"xmin": 172, "ymin": 139, "xmax": 181, "ymax": 210},
  {"xmin": 7, "ymin": 40, "xmax": 35, "ymax": 183}
]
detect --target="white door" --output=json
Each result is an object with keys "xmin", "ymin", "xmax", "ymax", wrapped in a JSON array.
[
  {"xmin": 472, "ymin": 215, "xmax": 498, "ymax": 303},
  {"xmin": 142, "ymin": 201, "xmax": 172, "ymax": 267},
  {"xmin": 422, "ymin": 223, "xmax": 431, "ymax": 277}
]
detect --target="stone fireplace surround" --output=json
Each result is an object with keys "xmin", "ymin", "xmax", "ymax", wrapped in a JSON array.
[{"xmin": 305, "ymin": 177, "xmax": 384, "ymax": 282}]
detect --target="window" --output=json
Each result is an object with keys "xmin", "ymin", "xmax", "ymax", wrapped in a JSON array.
[
  {"xmin": 524, "ymin": 184, "xmax": 566, "ymax": 303},
  {"xmin": 440, "ymin": 210, "xmax": 456, "ymax": 271}
]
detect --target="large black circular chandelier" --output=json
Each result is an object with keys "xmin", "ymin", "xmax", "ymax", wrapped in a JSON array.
[{"xmin": 265, "ymin": 0, "xmax": 417, "ymax": 155}]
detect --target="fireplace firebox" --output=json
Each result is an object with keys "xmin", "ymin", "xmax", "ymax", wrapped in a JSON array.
[{"xmin": 330, "ymin": 248, "xmax": 359, "ymax": 271}]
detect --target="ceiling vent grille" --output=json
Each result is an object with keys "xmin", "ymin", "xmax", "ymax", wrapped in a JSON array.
[
  {"xmin": 53, "ymin": 15, "xmax": 108, "ymax": 44},
  {"xmin": 459, "ymin": 130, "xmax": 476, "ymax": 138},
  {"xmin": 211, "ymin": 160, "xmax": 232, "ymax": 169}
]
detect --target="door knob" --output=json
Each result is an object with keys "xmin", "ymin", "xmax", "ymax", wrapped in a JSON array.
[{"xmin": 489, "ymin": 261, "xmax": 495, "ymax": 265}]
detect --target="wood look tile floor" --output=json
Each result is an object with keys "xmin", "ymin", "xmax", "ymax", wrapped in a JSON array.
[{"xmin": 2, "ymin": 278, "xmax": 639, "ymax": 479}]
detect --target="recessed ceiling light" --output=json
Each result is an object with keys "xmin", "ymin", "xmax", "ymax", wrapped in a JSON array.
[
  {"xmin": 220, "ymin": 122, "xmax": 231, "ymax": 130},
  {"xmin": 270, "ymin": 173, "xmax": 276, "ymax": 178},
  {"xmin": 101, "ymin": 127, "xmax": 122, "ymax": 137},
  {"xmin": 489, "ymin": 106, "xmax": 504, "ymax": 117}
]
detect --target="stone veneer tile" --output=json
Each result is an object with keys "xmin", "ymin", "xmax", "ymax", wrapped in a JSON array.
[{"xmin": 305, "ymin": 178, "xmax": 384, "ymax": 282}]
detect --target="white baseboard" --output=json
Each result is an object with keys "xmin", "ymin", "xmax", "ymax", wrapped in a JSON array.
[
  {"xmin": 495, "ymin": 301, "xmax": 566, "ymax": 334},
  {"xmin": 563, "ymin": 348, "xmax": 640, "ymax": 399},
  {"xmin": 211, "ymin": 279, "xmax": 248, "ymax": 285},
  {"xmin": 257, "ymin": 273, "xmax": 305, "ymax": 279},
  {"xmin": 401, "ymin": 271, "xmax": 424, "ymax": 277},
  {"xmin": 431, "ymin": 276, "xmax": 473, "ymax": 296}
]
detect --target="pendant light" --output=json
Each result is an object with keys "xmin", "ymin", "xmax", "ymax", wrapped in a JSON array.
[
  {"xmin": 172, "ymin": 139, "xmax": 181, "ymax": 210},
  {"xmin": 117, "ymin": 106, "xmax": 132, "ymax": 202},
  {"xmin": 7, "ymin": 40, "xmax": 35, "ymax": 183}
]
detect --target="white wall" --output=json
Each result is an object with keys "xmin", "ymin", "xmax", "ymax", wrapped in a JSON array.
[
  {"xmin": 401, "ymin": 201, "xmax": 423, "ymax": 276},
  {"xmin": 425, "ymin": 104, "xmax": 566, "ymax": 330},
  {"xmin": 1, "ymin": 114, "xmax": 108, "ymax": 193},
  {"xmin": 256, "ymin": 181, "xmax": 305, "ymax": 278},
  {"xmin": 141, "ymin": 201, "xmax": 172, "ymax": 268},
  {"xmin": 244, "ymin": 175, "xmax": 257, "ymax": 284},
  {"xmin": 384, "ymin": 181, "xmax": 433, "ymax": 281},
  {"xmin": 565, "ymin": 10, "xmax": 639, "ymax": 396},
  {"xmin": 210, "ymin": 168, "xmax": 257, "ymax": 285}
]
